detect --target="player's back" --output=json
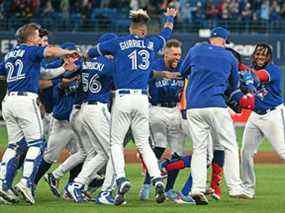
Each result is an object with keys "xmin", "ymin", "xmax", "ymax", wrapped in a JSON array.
[
  {"xmin": 3, "ymin": 44, "xmax": 45, "ymax": 94},
  {"xmin": 186, "ymin": 43, "xmax": 236, "ymax": 109},
  {"xmin": 81, "ymin": 56, "xmax": 114, "ymax": 103},
  {"xmin": 112, "ymin": 34, "xmax": 159, "ymax": 90}
]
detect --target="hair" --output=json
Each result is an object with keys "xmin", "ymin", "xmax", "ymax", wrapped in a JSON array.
[
  {"xmin": 165, "ymin": 39, "xmax": 182, "ymax": 49},
  {"xmin": 129, "ymin": 9, "xmax": 150, "ymax": 27},
  {"xmin": 251, "ymin": 43, "xmax": 272, "ymax": 68},
  {"xmin": 39, "ymin": 28, "xmax": 49, "ymax": 38},
  {"xmin": 15, "ymin": 23, "xmax": 41, "ymax": 43},
  {"xmin": 226, "ymin": 47, "xmax": 241, "ymax": 63}
]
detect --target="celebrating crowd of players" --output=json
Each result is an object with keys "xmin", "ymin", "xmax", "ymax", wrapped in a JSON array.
[{"xmin": 0, "ymin": 7, "xmax": 284, "ymax": 206}]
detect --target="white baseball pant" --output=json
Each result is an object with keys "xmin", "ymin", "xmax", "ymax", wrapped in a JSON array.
[
  {"xmin": 241, "ymin": 104, "xmax": 285, "ymax": 197},
  {"xmin": 110, "ymin": 91, "xmax": 161, "ymax": 180},
  {"xmin": 187, "ymin": 107, "xmax": 244, "ymax": 196},
  {"xmin": 150, "ymin": 106, "xmax": 187, "ymax": 156}
]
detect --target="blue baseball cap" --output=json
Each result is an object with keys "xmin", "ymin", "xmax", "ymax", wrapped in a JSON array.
[
  {"xmin": 98, "ymin": 33, "xmax": 118, "ymax": 43},
  {"xmin": 210, "ymin": 27, "xmax": 230, "ymax": 43},
  {"xmin": 60, "ymin": 42, "xmax": 77, "ymax": 50}
]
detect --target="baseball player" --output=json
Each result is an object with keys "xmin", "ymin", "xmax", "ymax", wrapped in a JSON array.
[
  {"xmin": 139, "ymin": 39, "xmax": 194, "ymax": 204},
  {"xmin": 33, "ymin": 42, "xmax": 81, "ymax": 190},
  {"xmin": 65, "ymin": 33, "xmax": 117, "ymax": 203},
  {"xmin": 179, "ymin": 27, "xmax": 254, "ymax": 205},
  {"xmin": 0, "ymin": 23, "xmax": 77, "ymax": 205},
  {"xmin": 88, "ymin": 8, "xmax": 177, "ymax": 205},
  {"xmin": 241, "ymin": 43, "xmax": 285, "ymax": 199},
  {"xmin": 89, "ymin": 9, "xmax": 176, "ymax": 205}
]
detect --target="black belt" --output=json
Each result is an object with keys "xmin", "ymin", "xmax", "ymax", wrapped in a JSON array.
[
  {"xmin": 118, "ymin": 89, "xmax": 148, "ymax": 95},
  {"xmin": 153, "ymin": 102, "xmax": 177, "ymax": 108},
  {"xmin": 254, "ymin": 107, "xmax": 276, "ymax": 115},
  {"xmin": 86, "ymin": 101, "xmax": 98, "ymax": 105},
  {"xmin": 74, "ymin": 104, "xmax": 81, "ymax": 109}
]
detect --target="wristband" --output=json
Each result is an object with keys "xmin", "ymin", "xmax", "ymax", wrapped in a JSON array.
[{"xmin": 166, "ymin": 16, "xmax": 174, "ymax": 23}]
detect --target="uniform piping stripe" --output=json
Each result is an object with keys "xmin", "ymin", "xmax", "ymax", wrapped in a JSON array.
[
  {"xmin": 158, "ymin": 35, "xmax": 166, "ymax": 49},
  {"xmin": 280, "ymin": 107, "xmax": 285, "ymax": 145},
  {"xmin": 96, "ymin": 44, "xmax": 103, "ymax": 56},
  {"xmin": 32, "ymin": 99, "xmax": 43, "ymax": 141}
]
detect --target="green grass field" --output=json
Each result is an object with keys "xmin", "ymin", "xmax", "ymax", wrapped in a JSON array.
[
  {"xmin": 0, "ymin": 127, "xmax": 274, "ymax": 151},
  {"xmin": 1, "ymin": 164, "xmax": 285, "ymax": 213}
]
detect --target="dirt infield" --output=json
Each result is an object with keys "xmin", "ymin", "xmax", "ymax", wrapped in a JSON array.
[{"xmin": 1, "ymin": 148, "xmax": 284, "ymax": 164}]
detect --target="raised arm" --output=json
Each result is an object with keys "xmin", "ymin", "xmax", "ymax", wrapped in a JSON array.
[
  {"xmin": 154, "ymin": 8, "xmax": 178, "ymax": 51},
  {"xmin": 44, "ymin": 46, "xmax": 78, "ymax": 58}
]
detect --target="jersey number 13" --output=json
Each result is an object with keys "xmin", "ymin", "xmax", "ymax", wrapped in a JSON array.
[{"xmin": 128, "ymin": 50, "xmax": 150, "ymax": 71}]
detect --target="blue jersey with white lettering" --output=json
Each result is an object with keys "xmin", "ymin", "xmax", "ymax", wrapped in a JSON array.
[
  {"xmin": 3, "ymin": 44, "xmax": 46, "ymax": 94},
  {"xmin": 180, "ymin": 43, "xmax": 240, "ymax": 109},
  {"xmin": 149, "ymin": 58, "xmax": 184, "ymax": 105},
  {"xmin": 93, "ymin": 28, "xmax": 172, "ymax": 90},
  {"xmin": 81, "ymin": 57, "xmax": 114, "ymax": 104},
  {"xmin": 254, "ymin": 63, "xmax": 283, "ymax": 111}
]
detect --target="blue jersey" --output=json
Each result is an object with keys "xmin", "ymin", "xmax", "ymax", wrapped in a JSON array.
[
  {"xmin": 254, "ymin": 63, "xmax": 283, "ymax": 111},
  {"xmin": 41, "ymin": 58, "xmax": 63, "ymax": 69},
  {"xmin": 180, "ymin": 43, "xmax": 240, "ymax": 109},
  {"xmin": 3, "ymin": 44, "xmax": 46, "ymax": 94},
  {"xmin": 52, "ymin": 80, "xmax": 76, "ymax": 121},
  {"xmin": 93, "ymin": 28, "xmax": 172, "ymax": 90},
  {"xmin": 81, "ymin": 57, "xmax": 114, "ymax": 104},
  {"xmin": 149, "ymin": 58, "xmax": 184, "ymax": 105},
  {"xmin": 0, "ymin": 62, "xmax": 4, "ymax": 76},
  {"xmin": 40, "ymin": 59, "xmax": 64, "ymax": 113}
]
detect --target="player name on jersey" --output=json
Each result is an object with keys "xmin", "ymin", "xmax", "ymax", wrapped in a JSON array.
[
  {"xmin": 4, "ymin": 49, "xmax": 25, "ymax": 61},
  {"xmin": 155, "ymin": 79, "xmax": 184, "ymax": 88},
  {"xmin": 82, "ymin": 61, "xmax": 105, "ymax": 71},
  {"xmin": 119, "ymin": 39, "xmax": 154, "ymax": 51}
]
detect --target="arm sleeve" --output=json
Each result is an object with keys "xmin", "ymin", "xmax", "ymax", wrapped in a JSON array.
[
  {"xmin": 29, "ymin": 46, "xmax": 46, "ymax": 62},
  {"xmin": 91, "ymin": 39, "xmax": 119, "ymax": 57},
  {"xmin": 87, "ymin": 48, "xmax": 97, "ymax": 58},
  {"xmin": 42, "ymin": 59, "xmax": 64, "ymax": 69},
  {"xmin": 179, "ymin": 50, "xmax": 191, "ymax": 78},
  {"xmin": 152, "ymin": 27, "xmax": 173, "ymax": 52},
  {"xmin": 0, "ymin": 62, "xmax": 5, "ymax": 76},
  {"xmin": 228, "ymin": 59, "xmax": 244, "ymax": 102},
  {"xmin": 40, "ymin": 66, "xmax": 65, "ymax": 80}
]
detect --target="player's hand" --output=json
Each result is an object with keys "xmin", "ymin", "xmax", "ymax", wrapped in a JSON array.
[
  {"xmin": 161, "ymin": 71, "xmax": 181, "ymax": 79},
  {"xmin": 165, "ymin": 8, "xmax": 177, "ymax": 17},
  {"xmin": 63, "ymin": 61, "xmax": 78, "ymax": 72}
]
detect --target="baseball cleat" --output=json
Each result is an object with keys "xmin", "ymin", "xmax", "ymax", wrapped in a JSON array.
[
  {"xmin": 0, "ymin": 186, "xmax": 19, "ymax": 204},
  {"xmin": 114, "ymin": 177, "xmax": 131, "ymax": 206},
  {"xmin": 44, "ymin": 173, "xmax": 61, "ymax": 198},
  {"xmin": 63, "ymin": 185, "xmax": 73, "ymax": 201},
  {"xmin": 191, "ymin": 193, "xmax": 208, "ymax": 205},
  {"xmin": 66, "ymin": 182, "xmax": 85, "ymax": 203},
  {"xmin": 15, "ymin": 182, "xmax": 35, "ymax": 205},
  {"xmin": 0, "ymin": 195, "xmax": 12, "ymax": 205},
  {"xmin": 177, "ymin": 192, "xmax": 196, "ymax": 204},
  {"xmin": 139, "ymin": 184, "xmax": 151, "ymax": 200},
  {"xmin": 165, "ymin": 190, "xmax": 184, "ymax": 204},
  {"xmin": 153, "ymin": 178, "xmax": 165, "ymax": 204},
  {"xmin": 96, "ymin": 191, "xmax": 115, "ymax": 205}
]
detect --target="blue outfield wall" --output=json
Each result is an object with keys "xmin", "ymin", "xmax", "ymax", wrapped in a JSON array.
[{"xmin": 0, "ymin": 32, "xmax": 285, "ymax": 100}]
